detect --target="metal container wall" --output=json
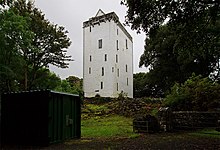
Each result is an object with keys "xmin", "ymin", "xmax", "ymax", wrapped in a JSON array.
[{"xmin": 1, "ymin": 90, "xmax": 81, "ymax": 146}]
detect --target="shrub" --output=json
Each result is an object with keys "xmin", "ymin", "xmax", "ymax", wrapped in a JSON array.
[{"xmin": 164, "ymin": 74, "xmax": 220, "ymax": 111}]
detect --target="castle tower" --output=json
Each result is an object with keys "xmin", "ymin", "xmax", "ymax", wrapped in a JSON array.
[{"xmin": 83, "ymin": 9, "xmax": 133, "ymax": 98}]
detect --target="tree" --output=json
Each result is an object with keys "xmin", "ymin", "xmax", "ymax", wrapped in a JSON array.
[
  {"xmin": 10, "ymin": 0, "xmax": 72, "ymax": 90},
  {"xmin": 0, "ymin": 9, "xmax": 33, "ymax": 92},
  {"xmin": 0, "ymin": 0, "xmax": 13, "ymax": 6},
  {"xmin": 122, "ymin": 0, "xmax": 220, "ymax": 93},
  {"xmin": 66, "ymin": 76, "xmax": 83, "ymax": 97},
  {"xmin": 30, "ymin": 68, "xmax": 61, "ymax": 90},
  {"xmin": 54, "ymin": 76, "xmax": 83, "ymax": 97},
  {"xmin": 122, "ymin": 0, "xmax": 220, "ymax": 34},
  {"xmin": 139, "ymin": 25, "xmax": 183, "ymax": 94}
]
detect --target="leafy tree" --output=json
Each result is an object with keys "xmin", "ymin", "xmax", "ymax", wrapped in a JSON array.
[
  {"xmin": 31, "ymin": 68, "xmax": 61, "ymax": 90},
  {"xmin": 165, "ymin": 74, "xmax": 220, "ymax": 111},
  {"xmin": 122, "ymin": 0, "xmax": 220, "ymax": 93},
  {"xmin": 66, "ymin": 76, "xmax": 83, "ymax": 88},
  {"xmin": 10, "ymin": 0, "xmax": 72, "ymax": 90},
  {"xmin": 139, "ymin": 26, "xmax": 183, "ymax": 94},
  {"xmin": 0, "ymin": 0, "xmax": 13, "ymax": 6},
  {"xmin": 66, "ymin": 76, "xmax": 83, "ymax": 97},
  {"xmin": 133, "ymin": 73, "xmax": 148, "ymax": 98},
  {"xmin": 55, "ymin": 76, "xmax": 83, "ymax": 97},
  {"xmin": 122, "ymin": 0, "xmax": 220, "ymax": 34},
  {"xmin": 0, "ymin": 9, "xmax": 33, "ymax": 92},
  {"xmin": 134, "ymin": 72, "xmax": 165, "ymax": 98}
]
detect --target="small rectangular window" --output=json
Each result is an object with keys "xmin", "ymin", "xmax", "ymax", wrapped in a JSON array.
[
  {"xmin": 90, "ymin": 26, "xmax": 91, "ymax": 32},
  {"xmin": 90, "ymin": 55, "xmax": 92, "ymax": 62},
  {"xmin": 104, "ymin": 54, "xmax": 107, "ymax": 61},
  {"xmin": 101, "ymin": 82, "xmax": 103, "ymax": 89},
  {"xmin": 102, "ymin": 67, "xmax": 104, "ymax": 76},
  {"xmin": 117, "ymin": 29, "xmax": 118, "ymax": 35},
  {"xmin": 117, "ymin": 69, "xmax": 119, "ymax": 77},
  {"xmin": 126, "ymin": 39, "xmax": 128, "ymax": 49},
  {"xmin": 117, "ymin": 83, "xmax": 119, "ymax": 91},
  {"xmin": 116, "ymin": 40, "xmax": 119, "ymax": 50},
  {"xmin": 89, "ymin": 67, "xmax": 91, "ymax": 74},
  {"xmin": 126, "ymin": 64, "xmax": 128, "ymax": 72},
  {"xmin": 116, "ymin": 55, "xmax": 118, "ymax": 63},
  {"xmin": 112, "ymin": 67, "xmax": 114, "ymax": 72},
  {"xmin": 98, "ymin": 39, "xmax": 102, "ymax": 49},
  {"xmin": 127, "ymin": 78, "xmax": 129, "ymax": 86}
]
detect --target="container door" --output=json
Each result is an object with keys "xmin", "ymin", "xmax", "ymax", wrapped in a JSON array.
[{"xmin": 63, "ymin": 96, "xmax": 72, "ymax": 139}]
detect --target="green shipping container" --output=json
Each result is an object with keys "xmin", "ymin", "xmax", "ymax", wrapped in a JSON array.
[{"xmin": 1, "ymin": 90, "xmax": 81, "ymax": 146}]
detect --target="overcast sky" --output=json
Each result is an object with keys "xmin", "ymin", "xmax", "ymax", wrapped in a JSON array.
[{"xmin": 35, "ymin": 0, "xmax": 147, "ymax": 79}]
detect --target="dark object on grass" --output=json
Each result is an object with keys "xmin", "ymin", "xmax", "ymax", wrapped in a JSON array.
[{"xmin": 133, "ymin": 114, "xmax": 160, "ymax": 133}]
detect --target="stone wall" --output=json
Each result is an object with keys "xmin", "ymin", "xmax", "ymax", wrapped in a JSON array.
[
  {"xmin": 158, "ymin": 109, "xmax": 220, "ymax": 131},
  {"xmin": 172, "ymin": 111, "xmax": 220, "ymax": 130}
]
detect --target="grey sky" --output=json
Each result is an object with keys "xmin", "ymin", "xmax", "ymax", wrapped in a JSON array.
[{"xmin": 35, "ymin": 0, "xmax": 147, "ymax": 79}]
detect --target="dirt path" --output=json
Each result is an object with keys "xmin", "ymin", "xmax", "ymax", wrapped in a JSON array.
[
  {"xmin": 45, "ymin": 132, "xmax": 220, "ymax": 150},
  {"xmin": 2, "ymin": 132, "xmax": 219, "ymax": 150}
]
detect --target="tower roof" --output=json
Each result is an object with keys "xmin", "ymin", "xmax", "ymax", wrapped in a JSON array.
[
  {"xmin": 83, "ymin": 10, "xmax": 132, "ymax": 42},
  {"xmin": 95, "ymin": 9, "xmax": 105, "ymax": 17}
]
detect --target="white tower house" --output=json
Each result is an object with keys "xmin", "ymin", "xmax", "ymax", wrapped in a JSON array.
[{"xmin": 83, "ymin": 9, "xmax": 133, "ymax": 98}]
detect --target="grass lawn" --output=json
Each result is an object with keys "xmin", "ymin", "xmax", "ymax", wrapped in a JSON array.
[{"xmin": 81, "ymin": 115, "xmax": 139, "ymax": 138}]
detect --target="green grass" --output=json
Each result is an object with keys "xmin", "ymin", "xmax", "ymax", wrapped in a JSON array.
[
  {"xmin": 86, "ymin": 104, "xmax": 109, "ymax": 112},
  {"xmin": 81, "ymin": 115, "xmax": 139, "ymax": 138},
  {"xmin": 189, "ymin": 129, "xmax": 220, "ymax": 138}
]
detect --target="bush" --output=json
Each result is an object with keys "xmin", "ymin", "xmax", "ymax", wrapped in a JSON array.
[{"xmin": 164, "ymin": 74, "xmax": 220, "ymax": 111}]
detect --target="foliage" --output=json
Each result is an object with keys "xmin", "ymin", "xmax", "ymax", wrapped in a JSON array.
[
  {"xmin": 122, "ymin": 0, "xmax": 220, "ymax": 35},
  {"xmin": 0, "ymin": 0, "xmax": 13, "ymax": 6},
  {"xmin": 0, "ymin": 9, "xmax": 33, "ymax": 92},
  {"xmin": 133, "ymin": 73, "xmax": 147, "ymax": 97},
  {"xmin": 165, "ymin": 74, "xmax": 220, "ymax": 111},
  {"xmin": 122, "ymin": 0, "xmax": 220, "ymax": 94},
  {"xmin": 133, "ymin": 72, "xmax": 165, "ymax": 98},
  {"xmin": 0, "ymin": 0, "xmax": 72, "ymax": 92},
  {"xmin": 11, "ymin": 0, "xmax": 72, "ymax": 68},
  {"xmin": 55, "ymin": 76, "xmax": 83, "ymax": 97},
  {"xmin": 30, "ymin": 68, "xmax": 61, "ymax": 90},
  {"xmin": 10, "ymin": 0, "xmax": 72, "ymax": 90}
]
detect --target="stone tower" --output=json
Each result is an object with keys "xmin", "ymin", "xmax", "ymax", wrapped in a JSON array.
[{"xmin": 83, "ymin": 9, "xmax": 133, "ymax": 98}]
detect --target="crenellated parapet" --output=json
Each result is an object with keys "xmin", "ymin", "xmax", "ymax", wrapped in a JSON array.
[{"xmin": 83, "ymin": 11, "xmax": 132, "ymax": 42}]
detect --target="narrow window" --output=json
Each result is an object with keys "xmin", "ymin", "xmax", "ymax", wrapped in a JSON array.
[
  {"xmin": 116, "ymin": 40, "xmax": 119, "ymax": 50},
  {"xmin": 126, "ymin": 64, "xmax": 128, "ymax": 72},
  {"xmin": 101, "ymin": 82, "xmax": 103, "ymax": 89},
  {"xmin": 127, "ymin": 78, "xmax": 129, "ymax": 86},
  {"xmin": 102, "ymin": 67, "xmax": 104, "ymax": 76},
  {"xmin": 89, "ymin": 67, "xmax": 91, "ymax": 74},
  {"xmin": 90, "ymin": 26, "xmax": 91, "ymax": 32},
  {"xmin": 98, "ymin": 39, "xmax": 102, "ymax": 49},
  {"xmin": 90, "ymin": 55, "xmax": 92, "ymax": 62},
  {"xmin": 126, "ymin": 39, "xmax": 128, "ymax": 49},
  {"xmin": 104, "ymin": 54, "xmax": 107, "ymax": 61},
  {"xmin": 116, "ymin": 55, "xmax": 118, "ymax": 63},
  {"xmin": 112, "ymin": 67, "xmax": 114, "ymax": 72},
  {"xmin": 117, "ymin": 83, "xmax": 119, "ymax": 91},
  {"xmin": 117, "ymin": 29, "xmax": 118, "ymax": 35},
  {"xmin": 117, "ymin": 69, "xmax": 119, "ymax": 77}
]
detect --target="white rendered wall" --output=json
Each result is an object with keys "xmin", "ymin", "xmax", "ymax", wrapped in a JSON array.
[{"xmin": 83, "ymin": 14, "xmax": 133, "ymax": 98}]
